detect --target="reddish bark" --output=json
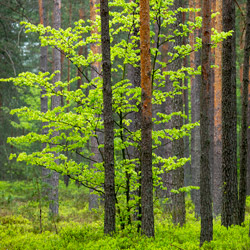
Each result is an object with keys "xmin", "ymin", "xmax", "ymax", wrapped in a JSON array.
[
  {"xmin": 213, "ymin": 0, "xmax": 222, "ymax": 216},
  {"xmin": 140, "ymin": 0, "xmax": 154, "ymax": 237}
]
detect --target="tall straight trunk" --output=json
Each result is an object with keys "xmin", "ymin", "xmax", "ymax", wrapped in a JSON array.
[
  {"xmin": 190, "ymin": 0, "xmax": 201, "ymax": 217},
  {"xmin": 213, "ymin": 0, "xmax": 222, "ymax": 216},
  {"xmin": 200, "ymin": 0, "xmax": 213, "ymax": 245},
  {"xmin": 140, "ymin": 0, "xmax": 154, "ymax": 237},
  {"xmin": 48, "ymin": 0, "xmax": 61, "ymax": 216},
  {"xmin": 100, "ymin": 0, "xmax": 116, "ymax": 235},
  {"xmin": 39, "ymin": 0, "xmax": 50, "ymax": 199},
  {"xmin": 162, "ymin": 42, "xmax": 173, "ymax": 211},
  {"xmin": 248, "ymin": 57, "xmax": 250, "ymax": 195},
  {"xmin": 127, "ymin": 0, "xmax": 141, "ymax": 228},
  {"xmin": 209, "ymin": 47, "xmax": 214, "ymax": 201},
  {"xmin": 239, "ymin": 0, "xmax": 250, "ymax": 225},
  {"xmin": 63, "ymin": 0, "xmax": 72, "ymax": 188},
  {"xmin": 248, "ymin": 68, "xmax": 250, "ymax": 196},
  {"xmin": 231, "ymin": 0, "xmax": 238, "ymax": 224},
  {"xmin": 183, "ymin": 11, "xmax": 191, "ymax": 187},
  {"xmin": 171, "ymin": 0, "xmax": 185, "ymax": 227},
  {"xmin": 221, "ymin": 0, "xmax": 239, "ymax": 227},
  {"xmin": 153, "ymin": 21, "xmax": 164, "ymax": 200},
  {"xmin": 89, "ymin": 0, "xmax": 101, "ymax": 211}
]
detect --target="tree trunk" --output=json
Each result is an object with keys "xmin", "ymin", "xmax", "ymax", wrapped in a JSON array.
[
  {"xmin": 247, "ymin": 68, "xmax": 250, "ymax": 195},
  {"xmin": 162, "ymin": 42, "xmax": 173, "ymax": 211},
  {"xmin": 171, "ymin": 0, "xmax": 186, "ymax": 227},
  {"xmin": 200, "ymin": 0, "xmax": 213, "ymax": 245},
  {"xmin": 89, "ymin": 0, "xmax": 101, "ymax": 211},
  {"xmin": 213, "ymin": 0, "xmax": 222, "ymax": 216},
  {"xmin": 247, "ymin": 55, "xmax": 250, "ymax": 195},
  {"xmin": 127, "ymin": 0, "xmax": 141, "ymax": 228},
  {"xmin": 140, "ymin": 0, "xmax": 154, "ymax": 237},
  {"xmin": 100, "ymin": 0, "xmax": 116, "ymax": 235},
  {"xmin": 63, "ymin": 0, "xmax": 73, "ymax": 188},
  {"xmin": 48, "ymin": 0, "xmax": 61, "ymax": 216},
  {"xmin": 221, "ymin": 0, "xmax": 239, "ymax": 227},
  {"xmin": 190, "ymin": 0, "xmax": 201, "ymax": 217},
  {"xmin": 183, "ymin": 11, "xmax": 191, "ymax": 187},
  {"xmin": 39, "ymin": 0, "xmax": 50, "ymax": 201},
  {"xmin": 239, "ymin": 0, "xmax": 250, "ymax": 225}
]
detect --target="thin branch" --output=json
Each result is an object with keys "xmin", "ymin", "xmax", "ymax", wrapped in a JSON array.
[
  {"xmin": 233, "ymin": 0, "xmax": 245, "ymax": 17},
  {"xmin": 4, "ymin": 48, "xmax": 16, "ymax": 76},
  {"xmin": 170, "ymin": 244, "xmax": 185, "ymax": 250}
]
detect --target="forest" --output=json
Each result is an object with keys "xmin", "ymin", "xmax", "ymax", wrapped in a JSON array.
[{"xmin": 0, "ymin": 0, "xmax": 250, "ymax": 249}]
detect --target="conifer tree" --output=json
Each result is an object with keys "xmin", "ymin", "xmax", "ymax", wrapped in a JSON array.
[
  {"xmin": 100, "ymin": 0, "xmax": 116, "ymax": 235},
  {"xmin": 200, "ymin": 0, "xmax": 213, "ymax": 245},
  {"xmin": 140, "ymin": 0, "xmax": 154, "ymax": 237},
  {"xmin": 239, "ymin": 0, "xmax": 250, "ymax": 225},
  {"xmin": 213, "ymin": 0, "xmax": 222, "ymax": 216},
  {"xmin": 221, "ymin": 0, "xmax": 239, "ymax": 227}
]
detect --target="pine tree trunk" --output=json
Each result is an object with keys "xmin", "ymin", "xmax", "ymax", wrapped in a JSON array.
[
  {"xmin": 247, "ymin": 66, "xmax": 250, "ymax": 195},
  {"xmin": 171, "ymin": 0, "xmax": 186, "ymax": 226},
  {"xmin": 39, "ymin": 0, "xmax": 50, "ymax": 200},
  {"xmin": 200, "ymin": 0, "xmax": 213, "ymax": 245},
  {"xmin": 140, "ymin": 0, "xmax": 154, "ymax": 237},
  {"xmin": 247, "ymin": 77, "xmax": 250, "ymax": 195},
  {"xmin": 153, "ymin": 20, "xmax": 164, "ymax": 201},
  {"xmin": 183, "ymin": 11, "xmax": 191, "ymax": 187},
  {"xmin": 127, "ymin": 0, "xmax": 141, "ymax": 227},
  {"xmin": 48, "ymin": 0, "xmax": 61, "ymax": 216},
  {"xmin": 162, "ymin": 42, "xmax": 173, "ymax": 211},
  {"xmin": 190, "ymin": 0, "xmax": 201, "ymax": 217},
  {"xmin": 100, "ymin": 0, "xmax": 116, "ymax": 235},
  {"xmin": 221, "ymin": 0, "xmax": 239, "ymax": 227},
  {"xmin": 89, "ymin": 0, "xmax": 101, "ymax": 211},
  {"xmin": 239, "ymin": 0, "xmax": 250, "ymax": 225},
  {"xmin": 213, "ymin": 0, "xmax": 222, "ymax": 216}
]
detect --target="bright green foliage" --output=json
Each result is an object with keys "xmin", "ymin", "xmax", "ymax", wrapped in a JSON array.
[{"xmin": 0, "ymin": 0, "xmax": 231, "ymax": 227}]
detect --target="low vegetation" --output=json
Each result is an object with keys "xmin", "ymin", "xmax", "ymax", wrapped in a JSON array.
[{"xmin": 1, "ymin": 180, "xmax": 250, "ymax": 249}]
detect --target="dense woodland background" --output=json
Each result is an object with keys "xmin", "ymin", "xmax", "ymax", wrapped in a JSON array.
[{"xmin": 1, "ymin": 0, "xmax": 250, "ymax": 248}]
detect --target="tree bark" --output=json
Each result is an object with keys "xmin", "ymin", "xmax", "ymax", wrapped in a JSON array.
[
  {"xmin": 63, "ymin": 0, "xmax": 72, "ymax": 188},
  {"xmin": 140, "ymin": 0, "xmax": 154, "ymax": 237},
  {"xmin": 170, "ymin": 0, "xmax": 186, "ymax": 227},
  {"xmin": 200, "ymin": 0, "xmax": 213, "ymax": 245},
  {"xmin": 89, "ymin": 0, "xmax": 101, "ymax": 211},
  {"xmin": 48, "ymin": 0, "xmax": 61, "ymax": 216},
  {"xmin": 239, "ymin": 0, "xmax": 250, "ymax": 225},
  {"xmin": 162, "ymin": 42, "xmax": 173, "ymax": 211},
  {"xmin": 221, "ymin": 0, "xmax": 239, "ymax": 227},
  {"xmin": 248, "ymin": 57, "xmax": 250, "ymax": 195},
  {"xmin": 190, "ymin": 0, "xmax": 201, "ymax": 217},
  {"xmin": 39, "ymin": 0, "xmax": 50, "ymax": 202},
  {"xmin": 183, "ymin": 11, "xmax": 191, "ymax": 188},
  {"xmin": 213, "ymin": 0, "xmax": 222, "ymax": 216},
  {"xmin": 247, "ymin": 68, "xmax": 250, "ymax": 195},
  {"xmin": 127, "ymin": 0, "xmax": 141, "ymax": 228},
  {"xmin": 100, "ymin": 0, "xmax": 116, "ymax": 235}
]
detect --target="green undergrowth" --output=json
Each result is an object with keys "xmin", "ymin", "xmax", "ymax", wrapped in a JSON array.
[{"xmin": 1, "ymin": 181, "xmax": 250, "ymax": 249}]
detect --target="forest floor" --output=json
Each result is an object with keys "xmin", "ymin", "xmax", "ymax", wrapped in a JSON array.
[{"xmin": 0, "ymin": 180, "xmax": 250, "ymax": 249}]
